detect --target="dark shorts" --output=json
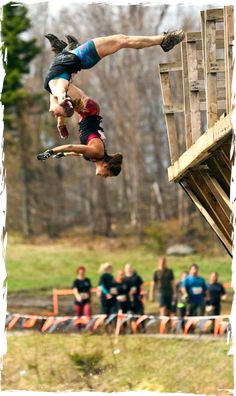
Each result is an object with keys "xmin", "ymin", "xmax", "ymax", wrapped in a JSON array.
[
  {"xmin": 159, "ymin": 294, "xmax": 172, "ymax": 310},
  {"xmin": 101, "ymin": 297, "xmax": 116, "ymax": 315},
  {"xmin": 71, "ymin": 40, "xmax": 101, "ymax": 70},
  {"xmin": 187, "ymin": 301, "xmax": 205, "ymax": 316}
]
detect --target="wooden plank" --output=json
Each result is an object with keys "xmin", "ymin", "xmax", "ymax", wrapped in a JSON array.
[
  {"xmin": 224, "ymin": 6, "xmax": 234, "ymax": 113},
  {"xmin": 162, "ymin": 105, "xmax": 183, "ymax": 114},
  {"xmin": 199, "ymin": 170, "xmax": 232, "ymax": 218},
  {"xmin": 187, "ymin": 40, "xmax": 201, "ymax": 142},
  {"xmin": 190, "ymin": 79, "xmax": 226, "ymax": 92},
  {"xmin": 181, "ymin": 41, "xmax": 192, "ymax": 148},
  {"xmin": 181, "ymin": 180, "xmax": 232, "ymax": 255},
  {"xmin": 159, "ymin": 69, "xmax": 179, "ymax": 164},
  {"xmin": 206, "ymin": 154, "xmax": 231, "ymax": 196},
  {"xmin": 205, "ymin": 16, "xmax": 218, "ymax": 128},
  {"xmin": 186, "ymin": 172, "xmax": 232, "ymax": 240},
  {"xmin": 167, "ymin": 113, "xmax": 232, "ymax": 182},
  {"xmin": 159, "ymin": 62, "xmax": 182, "ymax": 73},
  {"xmin": 187, "ymin": 30, "xmax": 224, "ymax": 43},
  {"xmin": 220, "ymin": 142, "xmax": 232, "ymax": 163},
  {"xmin": 201, "ymin": 10, "xmax": 207, "ymax": 101},
  {"xmin": 162, "ymin": 100, "xmax": 226, "ymax": 114},
  {"xmin": 206, "ymin": 8, "xmax": 224, "ymax": 22},
  {"xmin": 199, "ymin": 99, "xmax": 226, "ymax": 112}
]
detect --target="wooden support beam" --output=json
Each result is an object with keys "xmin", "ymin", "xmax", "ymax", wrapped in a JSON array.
[
  {"xmin": 159, "ymin": 62, "xmax": 182, "ymax": 73},
  {"xmin": 162, "ymin": 105, "xmax": 183, "ymax": 114},
  {"xmin": 167, "ymin": 113, "xmax": 232, "ymax": 182},
  {"xmin": 206, "ymin": 8, "xmax": 224, "ymax": 22},
  {"xmin": 190, "ymin": 79, "xmax": 226, "ymax": 92},
  {"xmin": 206, "ymin": 154, "xmax": 231, "ymax": 196},
  {"xmin": 181, "ymin": 180, "xmax": 232, "ymax": 255},
  {"xmin": 187, "ymin": 39, "xmax": 201, "ymax": 142},
  {"xmin": 199, "ymin": 170, "xmax": 232, "ymax": 218},
  {"xmin": 187, "ymin": 30, "xmax": 224, "ymax": 43},
  {"xmin": 199, "ymin": 100, "xmax": 226, "ymax": 112},
  {"xmin": 224, "ymin": 6, "xmax": 234, "ymax": 113},
  {"xmin": 204, "ymin": 11, "xmax": 218, "ymax": 128},
  {"xmin": 181, "ymin": 41, "xmax": 192, "ymax": 149},
  {"xmin": 159, "ymin": 70, "xmax": 179, "ymax": 164},
  {"xmin": 186, "ymin": 172, "xmax": 232, "ymax": 241}
]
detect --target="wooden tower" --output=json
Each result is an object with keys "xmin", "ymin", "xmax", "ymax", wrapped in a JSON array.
[{"xmin": 159, "ymin": 6, "xmax": 234, "ymax": 255}]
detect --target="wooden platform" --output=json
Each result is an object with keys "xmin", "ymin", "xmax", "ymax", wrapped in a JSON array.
[{"xmin": 159, "ymin": 6, "xmax": 234, "ymax": 255}]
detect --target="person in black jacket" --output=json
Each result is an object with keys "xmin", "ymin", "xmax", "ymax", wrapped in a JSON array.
[
  {"xmin": 98, "ymin": 263, "xmax": 116, "ymax": 315},
  {"xmin": 111, "ymin": 270, "xmax": 131, "ymax": 314},
  {"xmin": 207, "ymin": 272, "xmax": 227, "ymax": 315},
  {"xmin": 124, "ymin": 263, "xmax": 144, "ymax": 315},
  {"xmin": 72, "ymin": 266, "xmax": 92, "ymax": 331}
]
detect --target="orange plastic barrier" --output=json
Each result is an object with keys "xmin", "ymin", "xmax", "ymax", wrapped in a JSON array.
[{"xmin": 52, "ymin": 281, "xmax": 231, "ymax": 315}]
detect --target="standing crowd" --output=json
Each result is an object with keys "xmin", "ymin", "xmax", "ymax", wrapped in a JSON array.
[{"xmin": 72, "ymin": 258, "xmax": 227, "ymax": 324}]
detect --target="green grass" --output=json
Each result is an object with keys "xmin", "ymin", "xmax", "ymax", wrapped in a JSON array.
[
  {"xmin": 6, "ymin": 239, "xmax": 231, "ymax": 293},
  {"xmin": 3, "ymin": 333, "xmax": 233, "ymax": 393}
]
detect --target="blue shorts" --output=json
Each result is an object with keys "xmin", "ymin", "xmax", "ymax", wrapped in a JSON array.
[
  {"xmin": 50, "ymin": 40, "xmax": 101, "ymax": 81},
  {"xmin": 71, "ymin": 40, "xmax": 101, "ymax": 69}
]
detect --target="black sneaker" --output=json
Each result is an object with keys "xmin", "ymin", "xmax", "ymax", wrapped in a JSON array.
[
  {"xmin": 161, "ymin": 30, "xmax": 185, "ymax": 52},
  {"xmin": 37, "ymin": 149, "xmax": 54, "ymax": 161},
  {"xmin": 65, "ymin": 34, "xmax": 81, "ymax": 50},
  {"xmin": 45, "ymin": 33, "xmax": 67, "ymax": 54}
]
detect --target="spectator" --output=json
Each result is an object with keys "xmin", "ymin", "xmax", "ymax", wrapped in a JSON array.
[
  {"xmin": 182, "ymin": 264, "xmax": 208, "ymax": 316},
  {"xmin": 176, "ymin": 271, "xmax": 188, "ymax": 331},
  {"xmin": 111, "ymin": 270, "xmax": 130, "ymax": 313},
  {"xmin": 149, "ymin": 257, "xmax": 176, "ymax": 316},
  {"xmin": 124, "ymin": 263, "xmax": 144, "ymax": 315},
  {"xmin": 98, "ymin": 263, "xmax": 116, "ymax": 315},
  {"xmin": 72, "ymin": 266, "xmax": 92, "ymax": 331},
  {"xmin": 207, "ymin": 272, "xmax": 226, "ymax": 315}
]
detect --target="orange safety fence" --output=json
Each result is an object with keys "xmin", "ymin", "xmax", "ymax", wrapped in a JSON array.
[
  {"xmin": 6, "ymin": 311, "xmax": 230, "ymax": 336},
  {"xmin": 52, "ymin": 281, "xmax": 231, "ymax": 315}
]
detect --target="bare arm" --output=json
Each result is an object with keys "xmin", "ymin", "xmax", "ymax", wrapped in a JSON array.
[
  {"xmin": 49, "ymin": 80, "xmax": 70, "ymax": 104},
  {"xmin": 149, "ymin": 281, "xmax": 155, "ymax": 302},
  {"xmin": 73, "ymin": 287, "xmax": 82, "ymax": 302},
  {"xmin": 171, "ymin": 280, "xmax": 176, "ymax": 300}
]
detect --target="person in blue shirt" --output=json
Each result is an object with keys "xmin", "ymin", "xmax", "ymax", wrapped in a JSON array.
[{"xmin": 181, "ymin": 264, "xmax": 209, "ymax": 316}]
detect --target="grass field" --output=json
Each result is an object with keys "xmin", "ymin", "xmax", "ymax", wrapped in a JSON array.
[
  {"xmin": 5, "ymin": 237, "xmax": 233, "ymax": 315},
  {"xmin": 4, "ymin": 238, "xmax": 234, "ymax": 394},
  {"xmin": 6, "ymin": 237, "xmax": 231, "ymax": 294},
  {"xmin": 2, "ymin": 333, "xmax": 233, "ymax": 393}
]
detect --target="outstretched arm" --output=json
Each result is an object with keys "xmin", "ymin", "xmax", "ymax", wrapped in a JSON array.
[{"xmin": 49, "ymin": 80, "xmax": 70, "ymax": 104}]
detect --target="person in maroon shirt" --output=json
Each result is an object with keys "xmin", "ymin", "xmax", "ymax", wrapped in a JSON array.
[{"xmin": 37, "ymin": 84, "xmax": 123, "ymax": 177}]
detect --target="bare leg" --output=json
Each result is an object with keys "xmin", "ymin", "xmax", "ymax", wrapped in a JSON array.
[
  {"xmin": 93, "ymin": 34, "xmax": 165, "ymax": 58},
  {"xmin": 160, "ymin": 306, "xmax": 166, "ymax": 317}
]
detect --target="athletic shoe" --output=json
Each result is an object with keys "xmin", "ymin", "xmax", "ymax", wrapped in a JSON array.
[
  {"xmin": 45, "ymin": 33, "xmax": 67, "ymax": 54},
  {"xmin": 65, "ymin": 34, "xmax": 81, "ymax": 50},
  {"xmin": 161, "ymin": 30, "xmax": 185, "ymax": 52},
  {"xmin": 37, "ymin": 149, "xmax": 54, "ymax": 161},
  {"xmin": 53, "ymin": 152, "xmax": 65, "ymax": 158}
]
